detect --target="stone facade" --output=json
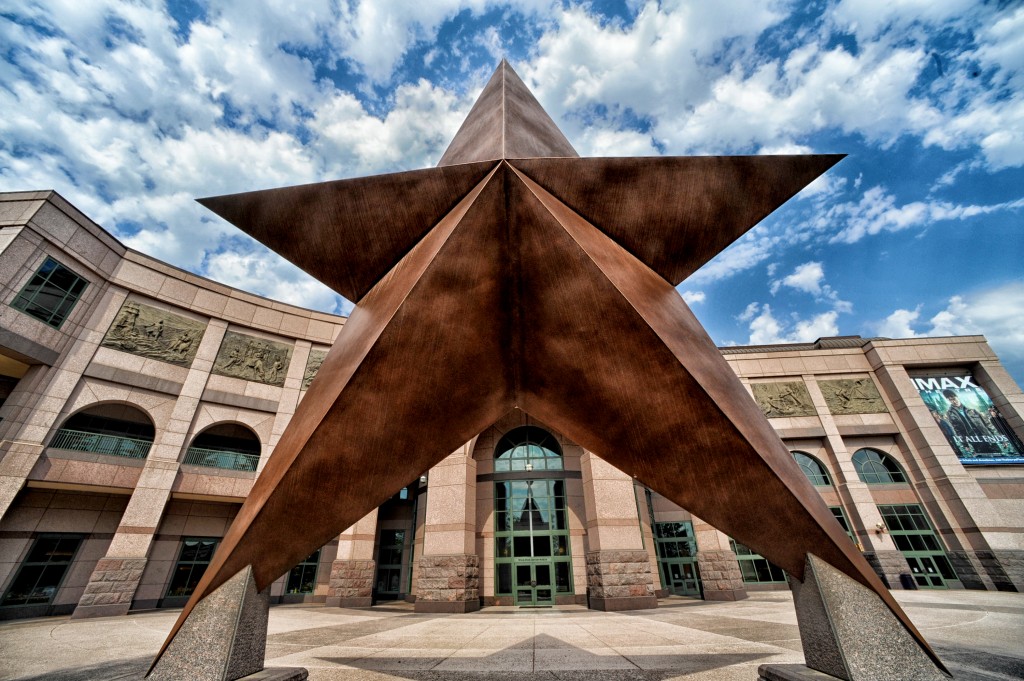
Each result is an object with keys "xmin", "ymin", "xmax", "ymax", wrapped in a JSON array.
[
  {"xmin": 696, "ymin": 550, "xmax": 748, "ymax": 600},
  {"xmin": 71, "ymin": 558, "xmax": 147, "ymax": 618},
  {"xmin": 862, "ymin": 550, "xmax": 912, "ymax": 590},
  {"xmin": 414, "ymin": 554, "xmax": 479, "ymax": 612},
  {"xmin": 325, "ymin": 559, "xmax": 375, "ymax": 607},
  {"xmin": 585, "ymin": 550, "xmax": 657, "ymax": 610},
  {"xmin": 0, "ymin": 190, "xmax": 1023, "ymax": 622},
  {"xmin": 979, "ymin": 549, "xmax": 1024, "ymax": 591}
]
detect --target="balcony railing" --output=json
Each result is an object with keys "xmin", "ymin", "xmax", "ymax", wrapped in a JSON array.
[
  {"xmin": 183, "ymin": 447, "xmax": 259, "ymax": 472},
  {"xmin": 49, "ymin": 428, "xmax": 152, "ymax": 460}
]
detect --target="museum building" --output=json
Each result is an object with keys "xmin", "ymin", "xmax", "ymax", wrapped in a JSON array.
[{"xmin": 0, "ymin": 189, "xmax": 1022, "ymax": 621}]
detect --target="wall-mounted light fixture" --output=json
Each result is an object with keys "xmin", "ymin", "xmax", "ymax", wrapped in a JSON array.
[{"xmin": 875, "ymin": 522, "xmax": 887, "ymax": 534}]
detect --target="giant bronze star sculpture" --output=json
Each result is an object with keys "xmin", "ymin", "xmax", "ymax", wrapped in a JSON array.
[{"xmin": 154, "ymin": 61, "xmax": 945, "ymax": 674}]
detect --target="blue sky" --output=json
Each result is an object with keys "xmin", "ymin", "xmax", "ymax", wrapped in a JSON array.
[{"xmin": 2, "ymin": 0, "xmax": 1023, "ymax": 384}]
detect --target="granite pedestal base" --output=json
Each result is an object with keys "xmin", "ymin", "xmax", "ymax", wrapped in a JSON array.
[
  {"xmin": 861, "ymin": 550, "xmax": 908, "ymax": 589},
  {"xmin": 787, "ymin": 554, "xmax": 949, "ymax": 681},
  {"xmin": 585, "ymin": 550, "xmax": 658, "ymax": 611},
  {"xmin": 325, "ymin": 558, "xmax": 375, "ymax": 607},
  {"xmin": 71, "ymin": 557, "xmax": 147, "ymax": 619},
  {"xmin": 147, "ymin": 565, "xmax": 306, "ymax": 681},
  {"xmin": 415, "ymin": 554, "xmax": 480, "ymax": 613},
  {"xmin": 696, "ymin": 549, "xmax": 748, "ymax": 601},
  {"xmin": 758, "ymin": 663, "xmax": 849, "ymax": 680}
]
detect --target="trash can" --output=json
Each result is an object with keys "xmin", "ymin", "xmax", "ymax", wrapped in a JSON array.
[{"xmin": 899, "ymin": 573, "xmax": 918, "ymax": 590}]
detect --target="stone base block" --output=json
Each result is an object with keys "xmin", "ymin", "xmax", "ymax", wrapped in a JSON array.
[
  {"xmin": 791, "ymin": 554, "xmax": 949, "ymax": 680},
  {"xmin": 72, "ymin": 557, "xmax": 147, "ymax": 619},
  {"xmin": 695, "ymin": 549, "xmax": 747, "ymax": 601},
  {"xmin": 238, "ymin": 669, "xmax": 308, "ymax": 681},
  {"xmin": 862, "ymin": 550, "xmax": 909, "ymax": 589},
  {"xmin": 759, "ymin": 663, "xmax": 846, "ymax": 680},
  {"xmin": 415, "ymin": 554, "xmax": 479, "ymax": 613},
  {"xmin": 588, "ymin": 595, "xmax": 657, "ymax": 611},
  {"xmin": 585, "ymin": 550, "xmax": 657, "ymax": 610},
  {"xmin": 148, "ymin": 565, "xmax": 270, "ymax": 681},
  {"xmin": 979, "ymin": 549, "xmax": 1024, "ymax": 592},
  {"xmin": 946, "ymin": 550, "xmax": 986, "ymax": 590},
  {"xmin": 702, "ymin": 588, "xmax": 748, "ymax": 601},
  {"xmin": 327, "ymin": 559, "xmax": 374, "ymax": 606}
]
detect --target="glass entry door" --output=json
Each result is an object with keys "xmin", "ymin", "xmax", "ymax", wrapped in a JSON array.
[
  {"xmin": 514, "ymin": 561, "xmax": 554, "ymax": 606},
  {"xmin": 664, "ymin": 560, "xmax": 701, "ymax": 597},
  {"xmin": 905, "ymin": 555, "xmax": 949, "ymax": 588}
]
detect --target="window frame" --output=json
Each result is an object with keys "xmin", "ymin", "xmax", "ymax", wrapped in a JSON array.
[
  {"xmin": 792, "ymin": 451, "xmax": 832, "ymax": 486},
  {"xmin": 1, "ymin": 533, "xmax": 84, "ymax": 607},
  {"xmin": 10, "ymin": 257, "xmax": 88, "ymax": 329},
  {"xmin": 852, "ymin": 448, "xmax": 908, "ymax": 485}
]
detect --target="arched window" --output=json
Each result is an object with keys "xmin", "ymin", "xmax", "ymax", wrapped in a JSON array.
[
  {"xmin": 494, "ymin": 426, "xmax": 562, "ymax": 472},
  {"xmin": 184, "ymin": 423, "xmax": 261, "ymax": 472},
  {"xmin": 852, "ymin": 448, "xmax": 907, "ymax": 484},
  {"xmin": 50, "ymin": 403, "xmax": 155, "ymax": 459},
  {"xmin": 792, "ymin": 451, "xmax": 831, "ymax": 486}
]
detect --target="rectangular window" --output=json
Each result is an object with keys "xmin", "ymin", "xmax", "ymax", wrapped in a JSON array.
[
  {"xmin": 877, "ymin": 504, "xmax": 959, "ymax": 589},
  {"xmin": 729, "ymin": 539, "xmax": 787, "ymax": 584},
  {"xmin": 286, "ymin": 549, "xmax": 321, "ymax": 594},
  {"xmin": 10, "ymin": 257, "xmax": 88, "ymax": 328},
  {"xmin": 828, "ymin": 506, "xmax": 858, "ymax": 543},
  {"xmin": 165, "ymin": 537, "xmax": 219, "ymax": 598},
  {"xmin": 2, "ymin": 534, "xmax": 83, "ymax": 606}
]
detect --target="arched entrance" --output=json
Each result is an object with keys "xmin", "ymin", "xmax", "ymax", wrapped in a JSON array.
[
  {"xmin": 492, "ymin": 426, "xmax": 572, "ymax": 606},
  {"xmin": 50, "ymin": 403, "xmax": 155, "ymax": 459}
]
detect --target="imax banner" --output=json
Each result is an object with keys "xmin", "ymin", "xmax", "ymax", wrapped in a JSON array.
[{"xmin": 912, "ymin": 374, "xmax": 1024, "ymax": 465}]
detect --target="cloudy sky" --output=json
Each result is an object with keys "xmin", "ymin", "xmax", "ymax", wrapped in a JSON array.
[{"xmin": 2, "ymin": 0, "xmax": 1023, "ymax": 383}]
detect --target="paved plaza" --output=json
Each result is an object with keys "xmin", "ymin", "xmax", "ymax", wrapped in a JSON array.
[{"xmin": 1, "ymin": 591, "xmax": 1022, "ymax": 680}]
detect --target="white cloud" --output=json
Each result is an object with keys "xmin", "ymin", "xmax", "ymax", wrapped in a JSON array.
[
  {"xmin": 876, "ymin": 282, "xmax": 1024, "ymax": 364},
  {"xmin": 769, "ymin": 261, "xmax": 852, "ymax": 313},
  {"xmin": 205, "ymin": 249, "xmax": 351, "ymax": 315},
  {"xmin": 681, "ymin": 290, "xmax": 705, "ymax": 305},
  {"xmin": 877, "ymin": 307, "xmax": 922, "ymax": 338},
  {"xmin": 777, "ymin": 261, "xmax": 824, "ymax": 295},
  {"xmin": 743, "ymin": 303, "xmax": 840, "ymax": 344},
  {"xmin": 827, "ymin": 187, "xmax": 1024, "ymax": 244}
]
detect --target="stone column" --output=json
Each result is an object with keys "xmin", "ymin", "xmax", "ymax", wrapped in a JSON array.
[
  {"xmin": 872, "ymin": 358, "xmax": 1017, "ymax": 590},
  {"xmin": 263, "ymin": 340, "xmax": 310, "ymax": 475},
  {"xmin": 692, "ymin": 515, "xmax": 747, "ymax": 601},
  {"xmin": 72, "ymin": 321, "xmax": 227, "ymax": 618},
  {"xmin": 803, "ymin": 375, "xmax": 910, "ymax": 589},
  {"xmin": 415, "ymin": 445, "xmax": 479, "ymax": 613},
  {"xmin": 0, "ymin": 286, "xmax": 126, "ymax": 521},
  {"xmin": 326, "ymin": 509, "xmax": 378, "ymax": 607},
  {"xmin": 580, "ymin": 450, "xmax": 657, "ymax": 611}
]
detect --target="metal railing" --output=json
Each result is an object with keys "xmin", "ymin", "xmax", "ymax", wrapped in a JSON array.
[
  {"xmin": 183, "ymin": 446, "xmax": 259, "ymax": 472},
  {"xmin": 49, "ymin": 428, "xmax": 152, "ymax": 459}
]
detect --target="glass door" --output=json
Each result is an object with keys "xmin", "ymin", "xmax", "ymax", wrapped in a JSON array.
[{"xmin": 514, "ymin": 561, "xmax": 555, "ymax": 606}]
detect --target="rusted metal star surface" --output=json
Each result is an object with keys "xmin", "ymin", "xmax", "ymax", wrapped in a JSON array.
[{"xmin": 156, "ymin": 60, "xmax": 943, "ymax": 670}]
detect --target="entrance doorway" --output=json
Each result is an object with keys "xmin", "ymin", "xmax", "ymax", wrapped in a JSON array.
[
  {"xmin": 514, "ymin": 560, "xmax": 555, "ymax": 606},
  {"xmin": 492, "ymin": 426, "xmax": 574, "ymax": 605},
  {"xmin": 654, "ymin": 521, "xmax": 703, "ymax": 597}
]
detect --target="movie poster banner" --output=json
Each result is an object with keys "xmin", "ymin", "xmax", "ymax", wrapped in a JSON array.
[{"xmin": 912, "ymin": 374, "xmax": 1024, "ymax": 465}]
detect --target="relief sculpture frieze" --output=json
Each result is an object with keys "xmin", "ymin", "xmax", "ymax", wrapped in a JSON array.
[
  {"xmin": 212, "ymin": 331, "xmax": 293, "ymax": 387},
  {"xmin": 302, "ymin": 349, "xmax": 327, "ymax": 390},
  {"xmin": 751, "ymin": 381, "xmax": 816, "ymax": 418},
  {"xmin": 101, "ymin": 300, "xmax": 206, "ymax": 367},
  {"xmin": 818, "ymin": 378, "xmax": 888, "ymax": 414}
]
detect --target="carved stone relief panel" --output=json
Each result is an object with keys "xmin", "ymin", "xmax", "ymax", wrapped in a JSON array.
[
  {"xmin": 212, "ymin": 331, "xmax": 293, "ymax": 387},
  {"xmin": 101, "ymin": 300, "xmax": 206, "ymax": 367},
  {"xmin": 302, "ymin": 349, "xmax": 328, "ymax": 390},
  {"xmin": 751, "ymin": 381, "xmax": 816, "ymax": 418},
  {"xmin": 818, "ymin": 378, "xmax": 888, "ymax": 414}
]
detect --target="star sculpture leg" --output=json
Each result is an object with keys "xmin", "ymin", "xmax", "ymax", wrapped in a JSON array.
[{"xmin": 150, "ymin": 61, "xmax": 948, "ymax": 679}]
